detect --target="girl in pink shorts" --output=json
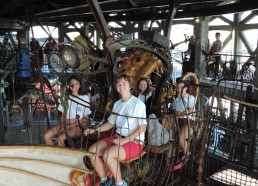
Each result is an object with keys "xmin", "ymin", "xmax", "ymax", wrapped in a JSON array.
[
  {"xmin": 84, "ymin": 74, "xmax": 147, "ymax": 186},
  {"xmin": 44, "ymin": 75, "xmax": 91, "ymax": 146}
]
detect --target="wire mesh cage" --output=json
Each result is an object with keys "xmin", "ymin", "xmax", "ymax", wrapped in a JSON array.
[{"xmin": 204, "ymin": 78, "xmax": 258, "ymax": 186}]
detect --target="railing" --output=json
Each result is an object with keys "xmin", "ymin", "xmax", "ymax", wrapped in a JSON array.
[
  {"xmin": 4, "ymin": 79, "xmax": 258, "ymax": 185},
  {"xmin": 205, "ymin": 52, "xmax": 256, "ymax": 83},
  {"xmin": 205, "ymin": 79, "xmax": 258, "ymax": 185}
]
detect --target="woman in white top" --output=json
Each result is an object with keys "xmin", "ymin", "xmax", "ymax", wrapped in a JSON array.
[
  {"xmin": 84, "ymin": 74, "xmax": 147, "ymax": 186},
  {"xmin": 136, "ymin": 78, "xmax": 153, "ymax": 104},
  {"xmin": 44, "ymin": 75, "xmax": 91, "ymax": 146}
]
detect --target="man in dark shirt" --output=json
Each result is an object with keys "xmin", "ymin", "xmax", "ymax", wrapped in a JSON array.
[
  {"xmin": 30, "ymin": 38, "xmax": 41, "ymax": 52},
  {"xmin": 44, "ymin": 36, "xmax": 57, "ymax": 55},
  {"xmin": 3, "ymin": 37, "xmax": 13, "ymax": 50},
  {"xmin": 30, "ymin": 37, "xmax": 43, "ymax": 68},
  {"xmin": 186, "ymin": 35, "xmax": 197, "ymax": 73}
]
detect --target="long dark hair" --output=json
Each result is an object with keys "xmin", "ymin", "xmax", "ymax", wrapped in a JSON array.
[
  {"xmin": 136, "ymin": 77, "xmax": 152, "ymax": 96},
  {"xmin": 67, "ymin": 75, "xmax": 86, "ymax": 95},
  {"xmin": 176, "ymin": 79, "xmax": 192, "ymax": 94}
]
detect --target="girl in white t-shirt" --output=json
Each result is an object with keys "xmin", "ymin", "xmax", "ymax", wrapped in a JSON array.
[
  {"xmin": 84, "ymin": 74, "xmax": 147, "ymax": 186},
  {"xmin": 173, "ymin": 80, "xmax": 195, "ymax": 158},
  {"xmin": 44, "ymin": 75, "xmax": 91, "ymax": 146},
  {"xmin": 135, "ymin": 78, "xmax": 153, "ymax": 104}
]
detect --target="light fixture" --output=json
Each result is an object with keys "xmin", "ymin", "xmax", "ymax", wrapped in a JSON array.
[
  {"xmin": 109, "ymin": 12, "xmax": 117, "ymax": 16},
  {"xmin": 43, "ymin": 74, "xmax": 59, "ymax": 89},
  {"xmin": 61, "ymin": 45, "xmax": 80, "ymax": 69}
]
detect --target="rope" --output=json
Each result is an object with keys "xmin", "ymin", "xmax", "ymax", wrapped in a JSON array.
[
  {"xmin": 253, "ymin": 86, "xmax": 258, "ymax": 91},
  {"xmin": 224, "ymin": 95, "xmax": 258, "ymax": 108}
]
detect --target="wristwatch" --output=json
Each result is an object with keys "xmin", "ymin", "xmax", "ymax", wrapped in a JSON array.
[{"xmin": 94, "ymin": 127, "xmax": 98, "ymax": 133}]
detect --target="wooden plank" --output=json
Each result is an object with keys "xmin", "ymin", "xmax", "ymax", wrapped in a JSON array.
[
  {"xmin": 0, "ymin": 166, "xmax": 70, "ymax": 186},
  {"xmin": 0, "ymin": 158, "xmax": 90, "ymax": 185},
  {"xmin": 0, "ymin": 145, "xmax": 94, "ymax": 171}
]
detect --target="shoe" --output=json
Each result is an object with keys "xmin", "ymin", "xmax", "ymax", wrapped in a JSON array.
[
  {"xmin": 122, "ymin": 180, "xmax": 128, "ymax": 186},
  {"xmin": 208, "ymin": 61, "xmax": 215, "ymax": 65},
  {"xmin": 100, "ymin": 177, "xmax": 114, "ymax": 186},
  {"xmin": 169, "ymin": 162, "xmax": 183, "ymax": 171},
  {"xmin": 115, "ymin": 180, "xmax": 128, "ymax": 186},
  {"xmin": 169, "ymin": 160, "xmax": 183, "ymax": 171}
]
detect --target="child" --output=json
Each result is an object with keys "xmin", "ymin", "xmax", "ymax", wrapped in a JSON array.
[
  {"xmin": 84, "ymin": 74, "xmax": 147, "ymax": 186},
  {"xmin": 135, "ymin": 78, "xmax": 153, "ymax": 104},
  {"xmin": 44, "ymin": 75, "xmax": 91, "ymax": 146}
]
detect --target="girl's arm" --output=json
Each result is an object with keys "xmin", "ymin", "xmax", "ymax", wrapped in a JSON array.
[
  {"xmin": 95, "ymin": 122, "xmax": 114, "ymax": 132},
  {"xmin": 84, "ymin": 121, "xmax": 114, "ymax": 136},
  {"xmin": 78, "ymin": 115, "xmax": 89, "ymax": 126},
  {"xmin": 113, "ymin": 124, "xmax": 146, "ymax": 145},
  {"xmin": 59, "ymin": 112, "xmax": 65, "ymax": 133},
  {"xmin": 176, "ymin": 106, "xmax": 194, "ymax": 115}
]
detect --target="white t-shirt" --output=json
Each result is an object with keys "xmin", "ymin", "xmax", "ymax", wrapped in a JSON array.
[
  {"xmin": 58, "ymin": 94, "xmax": 91, "ymax": 120},
  {"xmin": 173, "ymin": 94, "xmax": 195, "ymax": 119},
  {"xmin": 148, "ymin": 114, "xmax": 169, "ymax": 146},
  {"xmin": 138, "ymin": 92, "xmax": 152, "ymax": 104},
  {"xmin": 210, "ymin": 40, "xmax": 223, "ymax": 54},
  {"xmin": 108, "ymin": 96, "xmax": 147, "ymax": 142}
]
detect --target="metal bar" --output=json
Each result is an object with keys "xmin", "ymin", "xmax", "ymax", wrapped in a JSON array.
[
  {"xmin": 0, "ymin": 0, "xmax": 27, "ymax": 17},
  {"xmin": 0, "ymin": 72, "xmax": 5, "ymax": 143},
  {"xmin": 253, "ymin": 40, "xmax": 258, "ymax": 100},
  {"xmin": 87, "ymin": 0, "xmax": 112, "ymax": 42},
  {"xmin": 71, "ymin": 22, "xmax": 102, "ymax": 53},
  {"xmin": 165, "ymin": 0, "xmax": 179, "ymax": 40}
]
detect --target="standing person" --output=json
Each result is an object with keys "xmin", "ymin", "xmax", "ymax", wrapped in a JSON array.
[
  {"xmin": 172, "ymin": 80, "xmax": 195, "ymax": 160},
  {"xmin": 186, "ymin": 35, "xmax": 197, "ymax": 73},
  {"xmin": 30, "ymin": 37, "xmax": 43, "ymax": 68},
  {"xmin": 44, "ymin": 36, "xmax": 57, "ymax": 55},
  {"xmin": 84, "ymin": 74, "xmax": 147, "ymax": 186},
  {"xmin": 209, "ymin": 32, "xmax": 223, "ymax": 81},
  {"xmin": 135, "ymin": 78, "xmax": 153, "ymax": 104},
  {"xmin": 30, "ymin": 37, "xmax": 42, "ymax": 52},
  {"xmin": 3, "ymin": 37, "xmax": 13, "ymax": 50},
  {"xmin": 44, "ymin": 75, "xmax": 91, "ymax": 146}
]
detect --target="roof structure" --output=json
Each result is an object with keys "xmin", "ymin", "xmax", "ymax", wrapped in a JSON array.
[{"xmin": 0, "ymin": 0, "xmax": 257, "ymax": 23}]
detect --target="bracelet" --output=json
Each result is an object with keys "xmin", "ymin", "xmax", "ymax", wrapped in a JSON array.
[{"xmin": 94, "ymin": 127, "xmax": 98, "ymax": 133}]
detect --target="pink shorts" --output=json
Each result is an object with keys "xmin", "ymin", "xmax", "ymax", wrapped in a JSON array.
[
  {"xmin": 103, "ymin": 135, "xmax": 144, "ymax": 160},
  {"xmin": 66, "ymin": 119, "xmax": 82, "ymax": 135},
  {"xmin": 67, "ymin": 118, "xmax": 77, "ymax": 124}
]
